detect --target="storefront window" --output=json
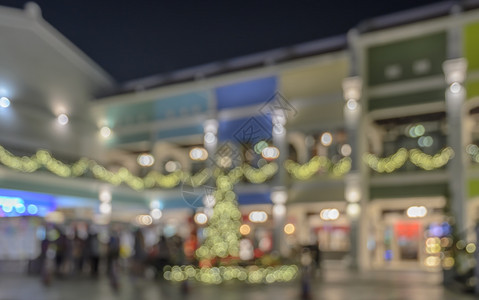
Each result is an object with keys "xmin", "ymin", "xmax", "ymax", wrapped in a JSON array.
[{"xmin": 370, "ymin": 112, "xmax": 447, "ymax": 173}]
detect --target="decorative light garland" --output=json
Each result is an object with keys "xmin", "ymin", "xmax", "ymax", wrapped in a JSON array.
[
  {"xmin": 284, "ymin": 156, "xmax": 351, "ymax": 180},
  {"xmin": 243, "ymin": 163, "xmax": 278, "ymax": 183},
  {"xmin": 364, "ymin": 147, "xmax": 454, "ymax": 173},
  {"xmin": 409, "ymin": 147, "xmax": 454, "ymax": 170},
  {"xmin": 364, "ymin": 148, "xmax": 408, "ymax": 173},
  {"xmin": 0, "ymin": 146, "xmax": 277, "ymax": 190},
  {"xmin": 164, "ymin": 265, "xmax": 298, "ymax": 284}
]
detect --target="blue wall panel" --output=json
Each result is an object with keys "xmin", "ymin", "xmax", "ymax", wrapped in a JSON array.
[
  {"xmin": 218, "ymin": 116, "xmax": 272, "ymax": 144},
  {"xmin": 215, "ymin": 77, "xmax": 277, "ymax": 110},
  {"xmin": 237, "ymin": 191, "xmax": 272, "ymax": 205}
]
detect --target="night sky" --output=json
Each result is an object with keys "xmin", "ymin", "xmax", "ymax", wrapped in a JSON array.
[{"xmin": 0, "ymin": 0, "xmax": 444, "ymax": 83}]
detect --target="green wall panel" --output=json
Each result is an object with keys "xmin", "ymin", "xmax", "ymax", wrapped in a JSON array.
[
  {"xmin": 370, "ymin": 183, "xmax": 448, "ymax": 199},
  {"xmin": 107, "ymin": 132, "xmax": 151, "ymax": 147},
  {"xmin": 464, "ymin": 22, "xmax": 479, "ymax": 71},
  {"xmin": 368, "ymin": 32, "xmax": 447, "ymax": 86},
  {"xmin": 467, "ymin": 80, "xmax": 479, "ymax": 100},
  {"xmin": 368, "ymin": 89, "xmax": 444, "ymax": 111},
  {"xmin": 106, "ymin": 92, "xmax": 210, "ymax": 128},
  {"xmin": 468, "ymin": 178, "xmax": 479, "ymax": 198}
]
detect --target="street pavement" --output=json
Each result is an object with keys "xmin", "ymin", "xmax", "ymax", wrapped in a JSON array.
[{"xmin": 0, "ymin": 265, "xmax": 476, "ymax": 300}]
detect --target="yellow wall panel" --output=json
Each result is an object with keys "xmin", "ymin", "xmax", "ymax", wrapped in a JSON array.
[{"xmin": 279, "ymin": 57, "xmax": 349, "ymax": 99}]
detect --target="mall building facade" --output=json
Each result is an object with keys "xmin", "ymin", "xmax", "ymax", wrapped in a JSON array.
[{"xmin": 2, "ymin": 2, "xmax": 479, "ymax": 272}]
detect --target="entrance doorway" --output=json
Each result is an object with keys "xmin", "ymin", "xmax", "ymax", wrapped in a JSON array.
[{"xmin": 369, "ymin": 197, "xmax": 447, "ymax": 271}]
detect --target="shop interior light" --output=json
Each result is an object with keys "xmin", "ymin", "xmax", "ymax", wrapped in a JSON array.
[
  {"xmin": 320, "ymin": 132, "xmax": 333, "ymax": 147},
  {"xmin": 239, "ymin": 224, "xmax": 251, "ymax": 235},
  {"xmin": 261, "ymin": 146, "xmax": 280, "ymax": 160},
  {"xmin": 137, "ymin": 153, "xmax": 155, "ymax": 167},
  {"xmin": 189, "ymin": 147, "xmax": 208, "ymax": 161},
  {"xmin": 194, "ymin": 212, "xmax": 208, "ymax": 225},
  {"xmin": 406, "ymin": 206, "xmax": 427, "ymax": 218},
  {"xmin": 136, "ymin": 214, "xmax": 153, "ymax": 226},
  {"xmin": 284, "ymin": 223, "xmax": 295, "ymax": 235},
  {"xmin": 320, "ymin": 208, "xmax": 340, "ymax": 221},
  {"xmin": 249, "ymin": 211, "xmax": 268, "ymax": 223},
  {"xmin": 45, "ymin": 211, "xmax": 65, "ymax": 224}
]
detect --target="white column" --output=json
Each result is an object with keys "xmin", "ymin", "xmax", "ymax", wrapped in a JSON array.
[
  {"xmin": 203, "ymin": 119, "xmax": 218, "ymax": 166},
  {"xmin": 443, "ymin": 58, "xmax": 468, "ymax": 234},
  {"xmin": 343, "ymin": 76, "xmax": 368, "ymax": 270},
  {"xmin": 272, "ymin": 109, "xmax": 288, "ymax": 256},
  {"xmin": 272, "ymin": 188, "xmax": 287, "ymax": 256}
]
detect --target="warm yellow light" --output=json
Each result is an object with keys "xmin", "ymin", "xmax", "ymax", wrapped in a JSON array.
[
  {"xmin": 424, "ymin": 256, "xmax": 440, "ymax": 267},
  {"xmin": 189, "ymin": 147, "xmax": 208, "ymax": 161},
  {"xmin": 136, "ymin": 214, "xmax": 153, "ymax": 226},
  {"xmin": 443, "ymin": 257, "xmax": 455, "ymax": 269},
  {"xmin": 239, "ymin": 224, "xmax": 251, "ymax": 235},
  {"xmin": 284, "ymin": 223, "xmax": 295, "ymax": 235},
  {"xmin": 456, "ymin": 240, "xmax": 466, "ymax": 250},
  {"xmin": 425, "ymin": 237, "xmax": 441, "ymax": 254},
  {"xmin": 466, "ymin": 243, "xmax": 476, "ymax": 254}
]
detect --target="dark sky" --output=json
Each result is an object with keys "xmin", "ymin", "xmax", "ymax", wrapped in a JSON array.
[{"xmin": 0, "ymin": 0, "xmax": 444, "ymax": 83}]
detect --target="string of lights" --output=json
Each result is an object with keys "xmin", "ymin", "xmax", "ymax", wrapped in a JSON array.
[
  {"xmin": 284, "ymin": 156, "xmax": 352, "ymax": 180},
  {"xmin": 364, "ymin": 147, "xmax": 454, "ymax": 173},
  {"xmin": 0, "ymin": 145, "xmax": 279, "ymax": 190},
  {"xmin": 409, "ymin": 147, "xmax": 454, "ymax": 170},
  {"xmin": 0, "ymin": 144, "xmax": 457, "ymax": 188},
  {"xmin": 195, "ymin": 174, "xmax": 242, "ymax": 260},
  {"xmin": 163, "ymin": 265, "xmax": 298, "ymax": 284}
]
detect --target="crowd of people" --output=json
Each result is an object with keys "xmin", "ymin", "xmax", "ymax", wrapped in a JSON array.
[{"xmin": 33, "ymin": 223, "xmax": 189, "ymax": 288}]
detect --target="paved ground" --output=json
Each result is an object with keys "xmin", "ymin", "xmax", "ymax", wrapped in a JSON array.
[{"xmin": 0, "ymin": 266, "xmax": 476, "ymax": 300}]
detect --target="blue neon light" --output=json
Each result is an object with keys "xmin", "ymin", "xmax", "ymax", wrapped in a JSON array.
[{"xmin": 0, "ymin": 189, "xmax": 56, "ymax": 217}]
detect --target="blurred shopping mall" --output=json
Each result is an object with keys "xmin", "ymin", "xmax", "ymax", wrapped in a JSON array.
[{"xmin": 2, "ymin": 1, "xmax": 479, "ymax": 298}]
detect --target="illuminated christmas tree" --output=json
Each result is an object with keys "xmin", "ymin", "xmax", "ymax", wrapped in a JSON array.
[{"xmin": 195, "ymin": 169, "xmax": 243, "ymax": 262}]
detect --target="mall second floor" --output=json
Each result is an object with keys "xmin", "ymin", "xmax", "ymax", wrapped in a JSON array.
[{"xmin": 3, "ymin": 2, "xmax": 479, "ymax": 218}]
